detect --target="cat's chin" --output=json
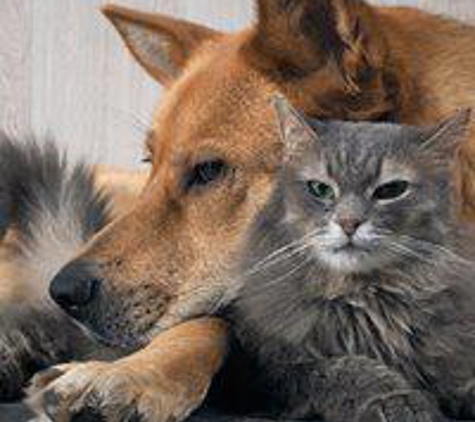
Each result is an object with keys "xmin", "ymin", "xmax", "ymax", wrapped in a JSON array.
[{"xmin": 317, "ymin": 247, "xmax": 388, "ymax": 274}]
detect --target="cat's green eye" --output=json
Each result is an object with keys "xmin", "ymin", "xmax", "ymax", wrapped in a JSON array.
[
  {"xmin": 307, "ymin": 181, "xmax": 335, "ymax": 202},
  {"xmin": 373, "ymin": 180, "xmax": 410, "ymax": 201}
]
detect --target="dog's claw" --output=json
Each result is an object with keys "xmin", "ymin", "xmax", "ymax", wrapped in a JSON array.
[
  {"xmin": 27, "ymin": 361, "xmax": 203, "ymax": 422},
  {"xmin": 29, "ymin": 366, "xmax": 70, "ymax": 394}
]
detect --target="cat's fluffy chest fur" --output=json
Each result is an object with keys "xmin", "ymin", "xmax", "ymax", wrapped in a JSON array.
[
  {"xmin": 230, "ymin": 200, "xmax": 475, "ymax": 421},
  {"xmin": 299, "ymin": 285, "xmax": 427, "ymax": 370},
  {"xmin": 233, "ymin": 216, "xmax": 464, "ymax": 369}
]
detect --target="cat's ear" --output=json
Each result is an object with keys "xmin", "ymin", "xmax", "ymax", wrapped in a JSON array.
[
  {"xmin": 102, "ymin": 4, "xmax": 221, "ymax": 86},
  {"xmin": 420, "ymin": 109, "xmax": 471, "ymax": 163},
  {"xmin": 272, "ymin": 95, "xmax": 320, "ymax": 162},
  {"xmin": 253, "ymin": 0, "xmax": 384, "ymax": 92}
]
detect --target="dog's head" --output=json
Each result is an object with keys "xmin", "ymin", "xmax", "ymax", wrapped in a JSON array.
[{"xmin": 49, "ymin": 0, "xmax": 401, "ymax": 348}]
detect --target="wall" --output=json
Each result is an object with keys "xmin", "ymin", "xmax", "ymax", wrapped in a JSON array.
[{"xmin": 1, "ymin": 0, "xmax": 475, "ymax": 168}]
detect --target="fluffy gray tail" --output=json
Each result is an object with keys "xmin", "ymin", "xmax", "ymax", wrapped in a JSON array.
[
  {"xmin": 0, "ymin": 133, "xmax": 112, "ymax": 400},
  {"xmin": 0, "ymin": 133, "xmax": 110, "ymax": 236},
  {"xmin": 0, "ymin": 133, "xmax": 111, "ymax": 299}
]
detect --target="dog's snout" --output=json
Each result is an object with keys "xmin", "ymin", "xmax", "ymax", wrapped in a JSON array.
[{"xmin": 49, "ymin": 260, "xmax": 101, "ymax": 314}]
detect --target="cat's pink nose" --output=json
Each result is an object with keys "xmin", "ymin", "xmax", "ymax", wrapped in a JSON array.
[{"xmin": 338, "ymin": 218, "xmax": 362, "ymax": 236}]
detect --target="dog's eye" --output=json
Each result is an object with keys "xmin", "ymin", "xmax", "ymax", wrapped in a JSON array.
[
  {"xmin": 141, "ymin": 155, "xmax": 152, "ymax": 164},
  {"xmin": 185, "ymin": 159, "xmax": 228, "ymax": 191},
  {"xmin": 373, "ymin": 180, "xmax": 409, "ymax": 201}
]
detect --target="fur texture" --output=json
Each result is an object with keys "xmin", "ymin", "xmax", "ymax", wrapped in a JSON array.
[
  {"xmin": 227, "ymin": 101, "xmax": 475, "ymax": 422},
  {"xmin": 55, "ymin": 0, "xmax": 475, "ymax": 351},
  {"xmin": 12, "ymin": 0, "xmax": 475, "ymax": 419},
  {"xmin": 0, "ymin": 134, "xmax": 116, "ymax": 400}
]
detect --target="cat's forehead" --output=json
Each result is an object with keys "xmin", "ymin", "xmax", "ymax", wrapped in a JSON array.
[
  {"xmin": 316, "ymin": 120, "xmax": 421, "ymax": 157},
  {"xmin": 302, "ymin": 120, "xmax": 423, "ymax": 185}
]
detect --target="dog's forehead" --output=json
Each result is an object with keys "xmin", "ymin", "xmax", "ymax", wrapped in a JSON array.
[{"xmin": 151, "ymin": 43, "xmax": 279, "ymax": 163}]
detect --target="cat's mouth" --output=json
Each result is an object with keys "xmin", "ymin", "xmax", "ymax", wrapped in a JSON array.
[
  {"xmin": 333, "ymin": 245, "xmax": 367, "ymax": 258},
  {"xmin": 333, "ymin": 239, "xmax": 370, "ymax": 253},
  {"xmin": 318, "ymin": 240, "xmax": 383, "ymax": 273},
  {"xmin": 337, "ymin": 241, "xmax": 356, "ymax": 250}
]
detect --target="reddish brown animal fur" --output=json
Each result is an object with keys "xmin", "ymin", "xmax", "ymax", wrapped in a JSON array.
[{"xmin": 28, "ymin": 0, "xmax": 475, "ymax": 420}]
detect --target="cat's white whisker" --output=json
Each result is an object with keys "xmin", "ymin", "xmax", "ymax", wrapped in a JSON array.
[
  {"xmin": 245, "ymin": 238, "xmax": 315, "ymax": 277},
  {"xmin": 257, "ymin": 255, "xmax": 312, "ymax": 292},
  {"xmin": 247, "ymin": 227, "xmax": 324, "ymax": 275},
  {"xmin": 397, "ymin": 235, "xmax": 472, "ymax": 266}
]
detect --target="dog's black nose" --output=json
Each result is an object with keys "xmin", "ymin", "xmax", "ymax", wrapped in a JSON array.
[{"xmin": 49, "ymin": 260, "xmax": 100, "ymax": 313}]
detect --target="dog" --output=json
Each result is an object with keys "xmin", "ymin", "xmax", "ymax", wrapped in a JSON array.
[{"xmin": 4, "ymin": 0, "xmax": 475, "ymax": 420}]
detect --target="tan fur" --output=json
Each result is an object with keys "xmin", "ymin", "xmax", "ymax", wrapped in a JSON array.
[
  {"xmin": 94, "ymin": 165, "xmax": 148, "ymax": 218},
  {"xmin": 0, "ymin": 231, "xmax": 28, "ymax": 304},
  {"xmin": 28, "ymin": 318, "xmax": 227, "ymax": 422},
  {"xmin": 29, "ymin": 1, "xmax": 475, "ymax": 419}
]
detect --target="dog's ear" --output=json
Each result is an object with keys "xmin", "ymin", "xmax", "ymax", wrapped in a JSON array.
[
  {"xmin": 102, "ymin": 4, "xmax": 221, "ymax": 86},
  {"xmin": 253, "ymin": 0, "xmax": 384, "ymax": 92}
]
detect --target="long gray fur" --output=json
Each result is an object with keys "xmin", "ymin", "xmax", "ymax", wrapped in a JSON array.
[{"xmin": 226, "ymin": 101, "xmax": 475, "ymax": 422}]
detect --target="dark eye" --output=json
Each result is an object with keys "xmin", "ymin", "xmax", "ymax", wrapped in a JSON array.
[
  {"xmin": 373, "ymin": 180, "xmax": 409, "ymax": 201},
  {"xmin": 307, "ymin": 181, "xmax": 335, "ymax": 202},
  {"xmin": 185, "ymin": 159, "xmax": 227, "ymax": 191}
]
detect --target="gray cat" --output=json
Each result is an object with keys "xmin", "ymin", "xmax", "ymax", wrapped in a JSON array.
[{"xmin": 226, "ymin": 97, "xmax": 475, "ymax": 422}]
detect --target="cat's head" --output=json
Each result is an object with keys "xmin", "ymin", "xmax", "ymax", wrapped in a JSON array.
[{"xmin": 273, "ymin": 96, "xmax": 470, "ymax": 275}]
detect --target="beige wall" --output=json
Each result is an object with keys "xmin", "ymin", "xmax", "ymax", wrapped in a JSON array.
[{"xmin": 1, "ymin": 0, "xmax": 475, "ymax": 168}]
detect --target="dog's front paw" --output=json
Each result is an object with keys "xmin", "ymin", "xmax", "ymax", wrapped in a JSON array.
[
  {"xmin": 356, "ymin": 390, "xmax": 438, "ymax": 422},
  {"xmin": 28, "ymin": 360, "xmax": 205, "ymax": 422}
]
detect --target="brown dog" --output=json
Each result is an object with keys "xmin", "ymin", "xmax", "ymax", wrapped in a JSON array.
[{"xmin": 15, "ymin": 0, "xmax": 475, "ymax": 420}]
